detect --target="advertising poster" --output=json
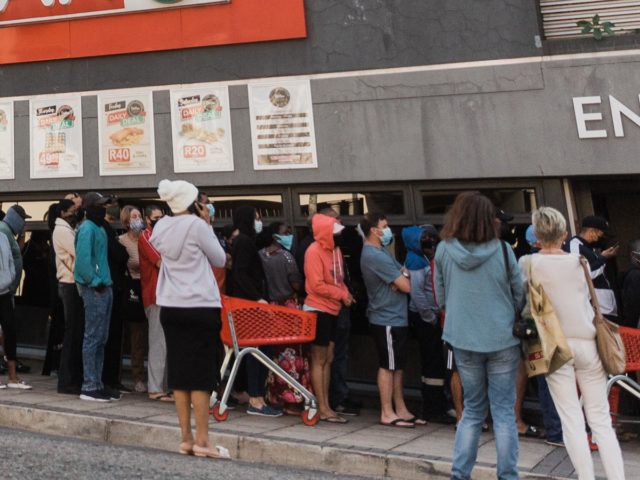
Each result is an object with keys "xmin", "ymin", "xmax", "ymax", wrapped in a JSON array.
[
  {"xmin": 0, "ymin": 101, "xmax": 13, "ymax": 180},
  {"xmin": 98, "ymin": 92, "xmax": 156, "ymax": 176},
  {"xmin": 30, "ymin": 97, "xmax": 83, "ymax": 179},
  {"xmin": 170, "ymin": 86, "xmax": 234, "ymax": 173},
  {"xmin": 248, "ymin": 79, "xmax": 318, "ymax": 170}
]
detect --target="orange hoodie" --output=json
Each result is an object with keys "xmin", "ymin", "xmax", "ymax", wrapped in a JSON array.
[{"xmin": 304, "ymin": 214, "xmax": 350, "ymax": 316}]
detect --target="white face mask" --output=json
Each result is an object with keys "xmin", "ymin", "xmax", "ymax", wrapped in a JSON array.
[{"xmin": 254, "ymin": 220, "xmax": 263, "ymax": 234}]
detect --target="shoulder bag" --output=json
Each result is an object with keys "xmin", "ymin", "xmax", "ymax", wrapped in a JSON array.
[{"xmin": 579, "ymin": 257, "xmax": 626, "ymax": 375}]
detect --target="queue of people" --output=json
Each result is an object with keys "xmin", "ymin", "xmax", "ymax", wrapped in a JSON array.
[{"xmin": 0, "ymin": 186, "xmax": 633, "ymax": 477}]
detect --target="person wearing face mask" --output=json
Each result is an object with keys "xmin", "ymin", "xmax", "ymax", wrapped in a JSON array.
[
  {"xmin": 101, "ymin": 199, "xmax": 131, "ymax": 394},
  {"xmin": 304, "ymin": 213, "xmax": 354, "ymax": 424},
  {"xmin": 74, "ymin": 192, "xmax": 119, "ymax": 402},
  {"xmin": 360, "ymin": 213, "xmax": 418, "ymax": 429},
  {"xmin": 564, "ymin": 216, "xmax": 619, "ymax": 323},
  {"xmin": 0, "ymin": 205, "xmax": 33, "ymax": 389},
  {"xmin": 401, "ymin": 224, "xmax": 453, "ymax": 425},
  {"xmin": 52, "ymin": 199, "xmax": 84, "ymax": 394},
  {"xmin": 138, "ymin": 205, "xmax": 171, "ymax": 401},
  {"xmin": 230, "ymin": 206, "xmax": 280, "ymax": 416},
  {"xmin": 118, "ymin": 206, "xmax": 148, "ymax": 393},
  {"xmin": 259, "ymin": 222, "xmax": 311, "ymax": 414}
]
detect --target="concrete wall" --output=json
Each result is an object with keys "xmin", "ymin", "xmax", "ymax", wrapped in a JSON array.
[
  {"xmin": 0, "ymin": 1, "xmax": 541, "ymax": 98},
  {"xmin": 3, "ymin": 49, "xmax": 640, "ymax": 193}
]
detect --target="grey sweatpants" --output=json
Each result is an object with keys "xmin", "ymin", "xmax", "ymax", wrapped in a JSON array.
[{"xmin": 145, "ymin": 305, "xmax": 167, "ymax": 393}]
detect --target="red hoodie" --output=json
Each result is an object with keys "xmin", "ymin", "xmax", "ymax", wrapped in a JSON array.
[{"xmin": 304, "ymin": 214, "xmax": 350, "ymax": 316}]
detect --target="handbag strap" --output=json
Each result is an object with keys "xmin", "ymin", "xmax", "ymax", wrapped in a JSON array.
[
  {"xmin": 579, "ymin": 256, "xmax": 603, "ymax": 323},
  {"xmin": 500, "ymin": 241, "xmax": 517, "ymax": 311}
]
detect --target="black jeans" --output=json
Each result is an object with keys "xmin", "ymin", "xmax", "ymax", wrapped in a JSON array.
[
  {"xmin": 409, "ymin": 311, "xmax": 448, "ymax": 418},
  {"xmin": 329, "ymin": 306, "xmax": 351, "ymax": 408},
  {"xmin": 57, "ymin": 283, "xmax": 85, "ymax": 392},
  {"xmin": 0, "ymin": 293, "xmax": 16, "ymax": 361},
  {"xmin": 246, "ymin": 346, "xmax": 272, "ymax": 398}
]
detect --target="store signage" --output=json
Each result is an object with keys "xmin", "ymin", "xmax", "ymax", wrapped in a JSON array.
[
  {"xmin": 0, "ymin": 0, "xmax": 229, "ymax": 26},
  {"xmin": 573, "ymin": 95, "xmax": 640, "ymax": 139}
]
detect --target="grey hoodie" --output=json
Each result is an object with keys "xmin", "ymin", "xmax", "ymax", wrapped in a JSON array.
[
  {"xmin": 435, "ymin": 238, "xmax": 524, "ymax": 353},
  {"xmin": 150, "ymin": 215, "xmax": 226, "ymax": 308}
]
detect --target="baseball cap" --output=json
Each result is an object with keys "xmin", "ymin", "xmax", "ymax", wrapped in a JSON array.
[
  {"xmin": 496, "ymin": 207, "xmax": 514, "ymax": 223},
  {"xmin": 581, "ymin": 215, "xmax": 610, "ymax": 233},
  {"xmin": 82, "ymin": 192, "xmax": 112, "ymax": 209},
  {"xmin": 9, "ymin": 204, "xmax": 31, "ymax": 219}
]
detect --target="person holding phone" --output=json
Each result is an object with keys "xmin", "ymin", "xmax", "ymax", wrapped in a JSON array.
[{"xmin": 151, "ymin": 179, "xmax": 229, "ymax": 459}]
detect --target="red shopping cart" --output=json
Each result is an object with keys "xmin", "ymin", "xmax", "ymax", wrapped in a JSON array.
[
  {"xmin": 209, "ymin": 296, "xmax": 319, "ymax": 426},
  {"xmin": 607, "ymin": 326, "xmax": 640, "ymax": 428}
]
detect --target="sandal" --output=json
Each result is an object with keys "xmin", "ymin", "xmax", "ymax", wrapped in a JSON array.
[
  {"xmin": 149, "ymin": 392, "xmax": 174, "ymax": 402},
  {"xmin": 320, "ymin": 415, "xmax": 348, "ymax": 424},
  {"xmin": 380, "ymin": 418, "xmax": 414, "ymax": 428},
  {"xmin": 403, "ymin": 416, "xmax": 428, "ymax": 426},
  {"xmin": 179, "ymin": 442, "xmax": 194, "ymax": 455},
  {"xmin": 192, "ymin": 444, "xmax": 231, "ymax": 459}
]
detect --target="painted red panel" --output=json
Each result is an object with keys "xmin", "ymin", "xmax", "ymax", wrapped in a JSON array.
[{"xmin": 0, "ymin": 0, "xmax": 306, "ymax": 64}]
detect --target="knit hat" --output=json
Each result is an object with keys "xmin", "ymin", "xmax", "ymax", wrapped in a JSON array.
[{"xmin": 157, "ymin": 179, "xmax": 198, "ymax": 214}]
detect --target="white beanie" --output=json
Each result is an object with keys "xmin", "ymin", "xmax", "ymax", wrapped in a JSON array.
[{"xmin": 157, "ymin": 179, "xmax": 198, "ymax": 214}]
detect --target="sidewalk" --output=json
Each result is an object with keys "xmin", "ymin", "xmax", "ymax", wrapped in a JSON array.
[{"xmin": 0, "ymin": 375, "xmax": 638, "ymax": 479}]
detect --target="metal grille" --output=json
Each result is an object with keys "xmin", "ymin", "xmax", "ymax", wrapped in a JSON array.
[{"xmin": 540, "ymin": 0, "xmax": 640, "ymax": 38}]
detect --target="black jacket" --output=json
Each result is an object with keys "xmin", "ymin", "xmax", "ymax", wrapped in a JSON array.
[
  {"xmin": 230, "ymin": 206, "xmax": 265, "ymax": 300},
  {"xmin": 622, "ymin": 264, "xmax": 640, "ymax": 328},
  {"xmin": 103, "ymin": 222, "xmax": 129, "ymax": 293}
]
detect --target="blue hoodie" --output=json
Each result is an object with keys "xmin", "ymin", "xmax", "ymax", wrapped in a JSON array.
[
  {"xmin": 402, "ymin": 226, "xmax": 438, "ymax": 323},
  {"xmin": 435, "ymin": 238, "xmax": 524, "ymax": 352},
  {"xmin": 402, "ymin": 226, "xmax": 429, "ymax": 271}
]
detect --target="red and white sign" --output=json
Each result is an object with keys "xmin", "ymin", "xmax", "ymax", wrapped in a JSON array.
[{"xmin": 0, "ymin": 0, "xmax": 229, "ymax": 26}]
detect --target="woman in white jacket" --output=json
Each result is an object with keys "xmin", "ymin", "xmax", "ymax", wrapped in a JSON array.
[
  {"xmin": 151, "ymin": 179, "xmax": 228, "ymax": 459},
  {"xmin": 520, "ymin": 207, "xmax": 624, "ymax": 480}
]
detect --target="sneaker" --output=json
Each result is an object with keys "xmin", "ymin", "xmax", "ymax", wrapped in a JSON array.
[
  {"xmin": 102, "ymin": 387, "xmax": 122, "ymax": 401},
  {"xmin": 246, "ymin": 404, "xmax": 283, "ymax": 417},
  {"xmin": 546, "ymin": 439, "xmax": 565, "ymax": 448},
  {"xmin": 7, "ymin": 380, "xmax": 32, "ymax": 390},
  {"xmin": 79, "ymin": 390, "xmax": 112, "ymax": 402},
  {"xmin": 0, "ymin": 382, "xmax": 6, "ymax": 389},
  {"xmin": 334, "ymin": 403, "xmax": 360, "ymax": 416},
  {"xmin": 134, "ymin": 381, "xmax": 147, "ymax": 393}
]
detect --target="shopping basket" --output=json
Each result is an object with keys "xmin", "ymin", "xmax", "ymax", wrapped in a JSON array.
[
  {"xmin": 209, "ymin": 295, "xmax": 319, "ymax": 426},
  {"xmin": 606, "ymin": 326, "xmax": 640, "ymax": 427}
]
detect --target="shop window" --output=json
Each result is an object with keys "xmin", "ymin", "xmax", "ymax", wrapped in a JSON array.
[
  {"xmin": 421, "ymin": 188, "xmax": 536, "ymax": 215},
  {"xmin": 298, "ymin": 191, "xmax": 405, "ymax": 217},
  {"xmin": 209, "ymin": 194, "xmax": 283, "ymax": 220}
]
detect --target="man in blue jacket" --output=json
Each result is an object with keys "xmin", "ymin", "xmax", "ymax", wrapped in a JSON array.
[{"xmin": 75, "ymin": 192, "xmax": 119, "ymax": 402}]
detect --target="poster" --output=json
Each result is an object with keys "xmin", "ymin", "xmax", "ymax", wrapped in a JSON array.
[
  {"xmin": 30, "ymin": 97, "xmax": 83, "ymax": 179},
  {"xmin": 98, "ymin": 91, "xmax": 156, "ymax": 176},
  {"xmin": 248, "ymin": 79, "xmax": 318, "ymax": 170},
  {"xmin": 0, "ymin": 101, "xmax": 13, "ymax": 180},
  {"xmin": 170, "ymin": 86, "xmax": 234, "ymax": 173}
]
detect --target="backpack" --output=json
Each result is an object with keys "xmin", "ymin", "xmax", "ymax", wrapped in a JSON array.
[{"xmin": 0, "ymin": 233, "xmax": 15, "ymax": 294}]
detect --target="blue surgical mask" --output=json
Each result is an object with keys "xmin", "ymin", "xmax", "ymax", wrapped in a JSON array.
[
  {"xmin": 254, "ymin": 220, "xmax": 263, "ymax": 234},
  {"xmin": 206, "ymin": 204, "xmax": 216, "ymax": 219},
  {"xmin": 275, "ymin": 234, "xmax": 294, "ymax": 251},
  {"xmin": 130, "ymin": 218, "xmax": 145, "ymax": 233},
  {"xmin": 379, "ymin": 227, "xmax": 393, "ymax": 247}
]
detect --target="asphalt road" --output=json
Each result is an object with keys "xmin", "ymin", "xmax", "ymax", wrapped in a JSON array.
[{"xmin": 0, "ymin": 427, "xmax": 366, "ymax": 480}]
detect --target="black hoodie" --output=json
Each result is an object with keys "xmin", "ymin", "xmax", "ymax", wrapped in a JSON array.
[
  {"xmin": 622, "ymin": 263, "xmax": 640, "ymax": 327},
  {"xmin": 230, "ymin": 206, "xmax": 265, "ymax": 300}
]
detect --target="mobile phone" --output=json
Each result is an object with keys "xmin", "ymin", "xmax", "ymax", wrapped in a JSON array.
[{"xmin": 187, "ymin": 201, "xmax": 199, "ymax": 215}]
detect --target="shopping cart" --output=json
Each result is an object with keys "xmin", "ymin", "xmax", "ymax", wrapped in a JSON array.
[
  {"xmin": 607, "ymin": 326, "xmax": 640, "ymax": 428},
  {"xmin": 209, "ymin": 295, "xmax": 319, "ymax": 426}
]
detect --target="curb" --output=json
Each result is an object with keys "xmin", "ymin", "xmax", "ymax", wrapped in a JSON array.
[{"xmin": 0, "ymin": 403, "xmax": 564, "ymax": 479}]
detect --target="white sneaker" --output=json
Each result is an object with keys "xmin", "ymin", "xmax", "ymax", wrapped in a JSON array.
[
  {"xmin": 7, "ymin": 380, "xmax": 32, "ymax": 390},
  {"xmin": 0, "ymin": 382, "xmax": 7, "ymax": 389}
]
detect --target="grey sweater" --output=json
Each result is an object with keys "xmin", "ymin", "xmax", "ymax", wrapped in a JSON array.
[{"xmin": 151, "ymin": 215, "xmax": 226, "ymax": 308}]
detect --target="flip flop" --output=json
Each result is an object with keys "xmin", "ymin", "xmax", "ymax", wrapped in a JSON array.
[
  {"xmin": 149, "ymin": 393, "xmax": 175, "ymax": 402},
  {"xmin": 380, "ymin": 418, "xmax": 415, "ymax": 428},
  {"xmin": 403, "ymin": 416, "xmax": 428, "ymax": 426},
  {"xmin": 320, "ymin": 415, "xmax": 348, "ymax": 424}
]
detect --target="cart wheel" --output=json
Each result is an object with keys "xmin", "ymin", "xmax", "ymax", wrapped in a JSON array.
[
  {"xmin": 211, "ymin": 403, "xmax": 230, "ymax": 422},
  {"xmin": 301, "ymin": 408, "xmax": 319, "ymax": 426}
]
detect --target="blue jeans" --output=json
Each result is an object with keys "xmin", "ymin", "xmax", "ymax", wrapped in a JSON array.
[
  {"xmin": 329, "ymin": 307, "xmax": 351, "ymax": 407},
  {"xmin": 77, "ymin": 285, "xmax": 112, "ymax": 392},
  {"xmin": 537, "ymin": 375, "xmax": 563, "ymax": 442},
  {"xmin": 452, "ymin": 345, "xmax": 520, "ymax": 480}
]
